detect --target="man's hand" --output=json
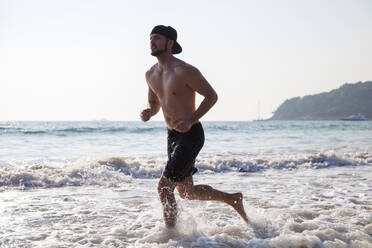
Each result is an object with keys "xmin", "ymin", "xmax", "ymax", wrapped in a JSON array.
[
  {"xmin": 174, "ymin": 118, "xmax": 194, "ymax": 133},
  {"xmin": 140, "ymin": 109, "xmax": 152, "ymax": 122}
]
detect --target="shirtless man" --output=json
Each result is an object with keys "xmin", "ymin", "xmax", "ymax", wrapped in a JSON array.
[{"xmin": 140, "ymin": 25, "xmax": 249, "ymax": 227}]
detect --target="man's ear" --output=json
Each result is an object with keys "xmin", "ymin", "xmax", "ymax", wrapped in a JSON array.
[{"xmin": 167, "ymin": 40, "xmax": 174, "ymax": 52}]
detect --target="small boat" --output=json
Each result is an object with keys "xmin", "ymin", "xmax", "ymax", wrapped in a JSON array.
[
  {"xmin": 253, "ymin": 100, "xmax": 266, "ymax": 121},
  {"xmin": 340, "ymin": 113, "xmax": 367, "ymax": 121}
]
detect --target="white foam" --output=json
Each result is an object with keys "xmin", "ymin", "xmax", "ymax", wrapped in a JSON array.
[
  {"xmin": 1, "ymin": 166, "xmax": 372, "ymax": 247},
  {"xmin": 1, "ymin": 151, "xmax": 371, "ymax": 191},
  {"xmin": 0, "ymin": 157, "xmax": 164, "ymax": 189}
]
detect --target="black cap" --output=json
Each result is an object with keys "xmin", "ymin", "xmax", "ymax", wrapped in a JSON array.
[{"xmin": 150, "ymin": 25, "xmax": 182, "ymax": 54}]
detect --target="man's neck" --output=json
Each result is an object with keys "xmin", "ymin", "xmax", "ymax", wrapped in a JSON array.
[{"xmin": 156, "ymin": 53, "xmax": 174, "ymax": 69}]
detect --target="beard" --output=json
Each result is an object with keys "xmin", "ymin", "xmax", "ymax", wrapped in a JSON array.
[
  {"xmin": 151, "ymin": 48, "xmax": 167, "ymax": 56},
  {"xmin": 151, "ymin": 42, "xmax": 168, "ymax": 56}
]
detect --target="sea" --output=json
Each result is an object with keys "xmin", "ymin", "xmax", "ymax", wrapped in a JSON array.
[{"xmin": 0, "ymin": 120, "xmax": 371, "ymax": 248}]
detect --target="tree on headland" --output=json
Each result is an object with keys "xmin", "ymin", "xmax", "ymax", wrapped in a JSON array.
[{"xmin": 270, "ymin": 81, "xmax": 372, "ymax": 120}]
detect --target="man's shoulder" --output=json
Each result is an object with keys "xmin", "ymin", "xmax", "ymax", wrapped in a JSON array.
[
  {"xmin": 173, "ymin": 60, "xmax": 199, "ymax": 76},
  {"xmin": 146, "ymin": 64, "xmax": 158, "ymax": 79},
  {"xmin": 147, "ymin": 64, "xmax": 158, "ymax": 73}
]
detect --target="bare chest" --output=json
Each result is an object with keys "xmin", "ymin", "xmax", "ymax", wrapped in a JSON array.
[{"xmin": 149, "ymin": 73, "xmax": 190, "ymax": 100}]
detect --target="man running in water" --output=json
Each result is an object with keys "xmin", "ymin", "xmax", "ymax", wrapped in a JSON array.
[{"xmin": 140, "ymin": 25, "xmax": 249, "ymax": 227}]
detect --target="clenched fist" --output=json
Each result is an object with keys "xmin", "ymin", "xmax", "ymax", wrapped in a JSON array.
[{"xmin": 140, "ymin": 109, "xmax": 152, "ymax": 122}]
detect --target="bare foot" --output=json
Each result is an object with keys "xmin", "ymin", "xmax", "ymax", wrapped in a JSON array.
[{"xmin": 230, "ymin": 193, "xmax": 249, "ymax": 223}]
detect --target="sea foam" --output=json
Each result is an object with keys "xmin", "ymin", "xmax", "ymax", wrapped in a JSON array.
[{"xmin": 1, "ymin": 151, "xmax": 370, "ymax": 190}]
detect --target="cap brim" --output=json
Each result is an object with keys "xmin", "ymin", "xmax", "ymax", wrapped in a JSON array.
[{"xmin": 172, "ymin": 42, "xmax": 182, "ymax": 54}]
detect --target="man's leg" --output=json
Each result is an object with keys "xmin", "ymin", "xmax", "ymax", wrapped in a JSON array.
[
  {"xmin": 158, "ymin": 176, "xmax": 177, "ymax": 227},
  {"xmin": 177, "ymin": 175, "xmax": 249, "ymax": 223}
]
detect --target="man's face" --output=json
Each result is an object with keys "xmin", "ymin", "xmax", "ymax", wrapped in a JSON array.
[{"xmin": 150, "ymin": 34, "xmax": 168, "ymax": 56}]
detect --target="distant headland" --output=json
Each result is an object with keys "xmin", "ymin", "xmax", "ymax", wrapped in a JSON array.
[{"xmin": 270, "ymin": 81, "xmax": 372, "ymax": 120}]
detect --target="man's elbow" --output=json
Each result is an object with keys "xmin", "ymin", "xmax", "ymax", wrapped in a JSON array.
[{"xmin": 210, "ymin": 91, "xmax": 218, "ymax": 105}]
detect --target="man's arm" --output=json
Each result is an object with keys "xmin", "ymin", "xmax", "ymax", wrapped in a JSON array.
[
  {"xmin": 187, "ymin": 67, "xmax": 218, "ymax": 123},
  {"xmin": 140, "ymin": 72, "xmax": 161, "ymax": 122},
  {"xmin": 174, "ymin": 67, "xmax": 218, "ymax": 131},
  {"xmin": 147, "ymin": 86, "xmax": 161, "ymax": 115},
  {"xmin": 140, "ymin": 87, "xmax": 160, "ymax": 121}
]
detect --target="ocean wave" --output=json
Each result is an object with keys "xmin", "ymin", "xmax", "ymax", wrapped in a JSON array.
[
  {"xmin": 0, "ymin": 158, "xmax": 159, "ymax": 190},
  {"xmin": 0, "ymin": 126, "xmax": 164, "ymax": 135},
  {"xmin": 197, "ymin": 152, "xmax": 371, "ymax": 172},
  {"xmin": 1, "ymin": 152, "xmax": 371, "ymax": 190},
  {"xmin": 0, "ymin": 124, "xmax": 245, "ymax": 136},
  {"xmin": 2, "ymin": 121, "xmax": 372, "ymax": 137}
]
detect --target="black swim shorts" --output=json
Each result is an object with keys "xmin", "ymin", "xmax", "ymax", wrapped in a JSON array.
[{"xmin": 163, "ymin": 122, "xmax": 205, "ymax": 183}]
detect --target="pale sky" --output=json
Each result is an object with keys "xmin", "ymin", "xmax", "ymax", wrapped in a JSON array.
[{"xmin": 1, "ymin": 0, "xmax": 371, "ymax": 121}]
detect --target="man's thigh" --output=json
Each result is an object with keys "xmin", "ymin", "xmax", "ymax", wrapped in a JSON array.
[{"xmin": 176, "ymin": 175, "xmax": 194, "ymax": 197}]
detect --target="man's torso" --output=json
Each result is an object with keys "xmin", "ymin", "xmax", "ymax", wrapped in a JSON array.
[{"xmin": 147, "ymin": 59, "xmax": 196, "ymax": 129}]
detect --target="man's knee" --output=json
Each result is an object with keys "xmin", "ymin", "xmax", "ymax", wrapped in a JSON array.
[
  {"xmin": 157, "ymin": 177, "xmax": 175, "ymax": 197},
  {"xmin": 178, "ymin": 186, "xmax": 195, "ymax": 200},
  {"xmin": 178, "ymin": 188, "xmax": 187, "ymax": 199}
]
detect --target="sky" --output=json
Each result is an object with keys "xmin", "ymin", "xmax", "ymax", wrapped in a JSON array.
[{"xmin": 1, "ymin": 0, "xmax": 371, "ymax": 121}]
